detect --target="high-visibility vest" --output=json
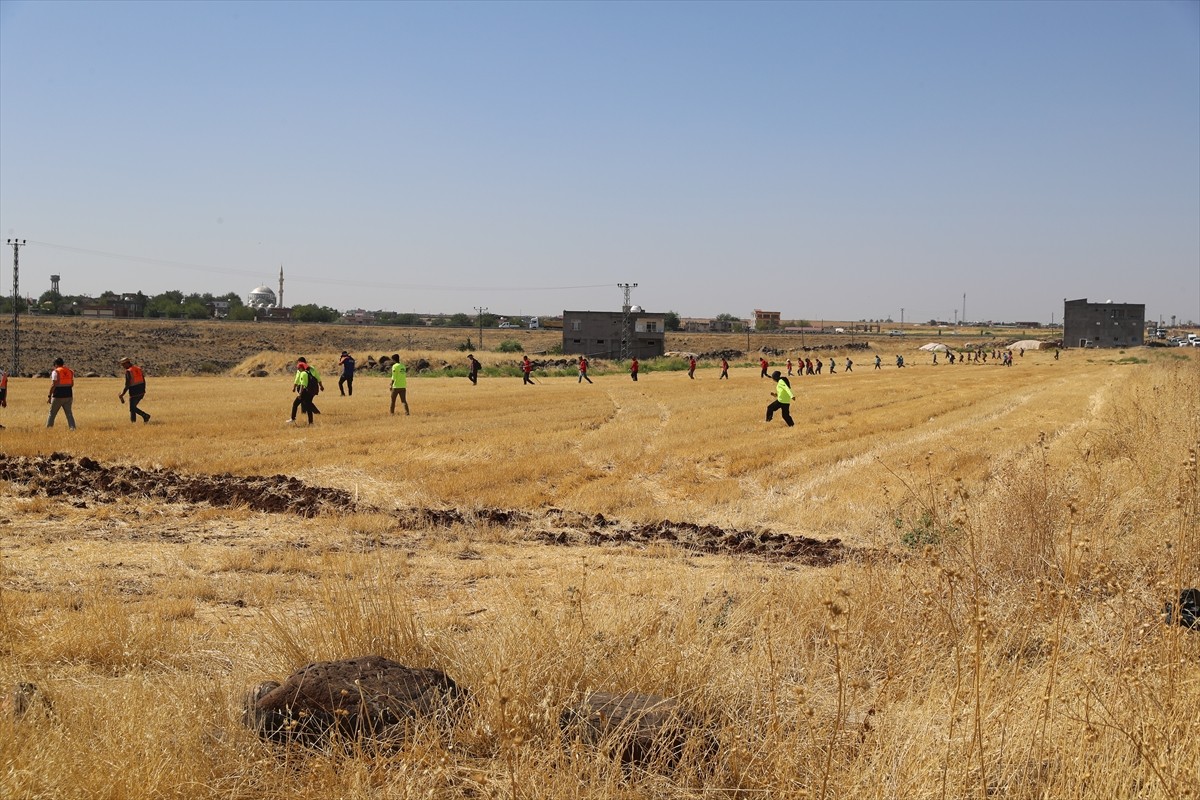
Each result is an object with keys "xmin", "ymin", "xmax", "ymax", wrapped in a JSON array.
[
  {"xmin": 776, "ymin": 379, "xmax": 794, "ymax": 404},
  {"xmin": 52, "ymin": 365, "xmax": 74, "ymax": 397},
  {"xmin": 126, "ymin": 365, "xmax": 145, "ymax": 387}
]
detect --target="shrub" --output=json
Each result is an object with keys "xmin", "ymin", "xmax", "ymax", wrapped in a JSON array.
[{"xmin": 496, "ymin": 340, "xmax": 523, "ymax": 353}]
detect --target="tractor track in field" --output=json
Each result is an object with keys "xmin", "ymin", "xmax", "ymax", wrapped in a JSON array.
[{"xmin": 1, "ymin": 453, "xmax": 867, "ymax": 567}]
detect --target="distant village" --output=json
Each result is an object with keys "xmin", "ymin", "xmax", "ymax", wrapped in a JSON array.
[{"xmin": 2, "ymin": 269, "xmax": 1187, "ymax": 353}]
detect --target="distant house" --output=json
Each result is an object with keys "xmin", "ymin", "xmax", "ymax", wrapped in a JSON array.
[
  {"xmin": 1063, "ymin": 298, "xmax": 1145, "ymax": 348},
  {"xmin": 753, "ymin": 309, "xmax": 781, "ymax": 331},
  {"xmin": 343, "ymin": 309, "xmax": 377, "ymax": 325},
  {"xmin": 255, "ymin": 306, "xmax": 293, "ymax": 322},
  {"xmin": 682, "ymin": 317, "xmax": 713, "ymax": 333},
  {"xmin": 80, "ymin": 293, "xmax": 144, "ymax": 318},
  {"xmin": 207, "ymin": 300, "xmax": 231, "ymax": 319},
  {"xmin": 562, "ymin": 310, "xmax": 666, "ymax": 359}
]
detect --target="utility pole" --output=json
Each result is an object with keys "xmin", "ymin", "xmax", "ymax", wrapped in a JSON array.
[
  {"xmin": 474, "ymin": 306, "xmax": 487, "ymax": 349},
  {"xmin": 901, "ymin": 307, "xmax": 905, "ymax": 329},
  {"xmin": 962, "ymin": 293, "xmax": 966, "ymax": 326},
  {"xmin": 617, "ymin": 283, "xmax": 637, "ymax": 360},
  {"xmin": 6, "ymin": 238, "xmax": 24, "ymax": 375}
]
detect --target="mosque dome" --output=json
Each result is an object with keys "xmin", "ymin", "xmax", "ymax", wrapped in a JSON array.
[{"xmin": 248, "ymin": 285, "xmax": 277, "ymax": 309}]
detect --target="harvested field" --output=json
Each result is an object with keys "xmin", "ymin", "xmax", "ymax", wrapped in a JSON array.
[{"xmin": 1, "ymin": 320, "xmax": 1197, "ymax": 799}]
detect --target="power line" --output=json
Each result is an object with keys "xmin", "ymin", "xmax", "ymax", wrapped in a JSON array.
[{"xmin": 25, "ymin": 240, "xmax": 612, "ymax": 293}]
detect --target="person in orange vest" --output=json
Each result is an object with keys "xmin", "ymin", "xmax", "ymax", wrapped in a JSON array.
[
  {"xmin": 117, "ymin": 357, "xmax": 151, "ymax": 423},
  {"xmin": 46, "ymin": 357, "xmax": 76, "ymax": 430},
  {"xmin": 630, "ymin": 357, "xmax": 639, "ymax": 382}
]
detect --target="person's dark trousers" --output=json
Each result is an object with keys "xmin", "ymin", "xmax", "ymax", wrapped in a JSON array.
[
  {"xmin": 129, "ymin": 394, "xmax": 150, "ymax": 423},
  {"xmin": 469, "ymin": 373, "xmax": 477, "ymax": 385},
  {"xmin": 523, "ymin": 373, "xmax": 533, "ymax": 385},
  {"xmin": 339, "ymin": 376, "xmax": 353, "ymax": 396},
  {"xmin": 632, "ymin": 373, "xmax": 638, "ymax": 381},
  {"xmin": 766, "ymin": 401, "xmax": 794, "ymax": 427},
  {"xmin": 292, "ymin": 392, "xmax": 315, "ymax": 423}
]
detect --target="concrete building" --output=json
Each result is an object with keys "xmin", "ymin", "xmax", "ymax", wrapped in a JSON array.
[
  {"xmin": 1063, "ymin": 298, "xmax": 1145, "ymax": 348},
  {"xmin": 753, "ymin": 309, "xmax": 782, "ymax": 330},
  {"xmin": 562, "ymin": 309, "xmax": 666, "ymax": 359}
]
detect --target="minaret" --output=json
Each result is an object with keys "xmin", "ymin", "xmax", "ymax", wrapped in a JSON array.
[{"xmin": 278, "ymin": 265, "xmax": 284, "ymax": 308}]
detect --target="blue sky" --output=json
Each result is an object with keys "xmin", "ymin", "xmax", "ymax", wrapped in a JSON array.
[{"xmin": 1, "ymin": 0, "xmax": 1197, "ymax": 324}]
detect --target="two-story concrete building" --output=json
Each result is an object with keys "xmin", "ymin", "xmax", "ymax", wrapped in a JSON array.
[
  {"xmin": 1063, "ymin": 298, "xmax": 1145, "ymax": 348},
  {"xmin": 562, "ymin": 309, "xmax": 666, "ymax": 359}
]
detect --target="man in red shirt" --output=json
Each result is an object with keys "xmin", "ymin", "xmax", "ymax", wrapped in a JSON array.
[
  {"xmin": 760, "ymin": 357, "xmax": 769, "ymax": 378},
  {"xmin": 688, "ymin": 356, "xmax": 696, "ymax": 379},
  {"xmin": 630, "ymin": 358, "xmax": 639, "ymax": 382},
  {"xmin": 522, "ymin": 356, "xmax": 534, "ymax": 385},
  {"xmin": 719, "ymin": 358, "xmax": 729, "ymax": 379}
]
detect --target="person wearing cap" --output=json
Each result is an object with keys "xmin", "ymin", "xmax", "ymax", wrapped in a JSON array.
[
  {"xmin": 466, "ymin": 354, "xmax": 481, "ymax": 386},
  {"xmin": 46, "ymin": 357, "xmax": 76, "ymax": 430},
  {"xmin": 117, "ymin": 357, "xmax": 151, "ymax": 424},
  {"xmin": 389, "ymin": 354, "xmax": 409, "ymax": 415},
  {"xmin": 288, "ymin": 357, "xmax": 322, "ymax": 425},
  {"xmin": 337, "ymin": 351, "xmax": 356, "ymax": 396},
  {"xmin": 766, "ymin": 370, "xmax": 794, "ymax": 427}
]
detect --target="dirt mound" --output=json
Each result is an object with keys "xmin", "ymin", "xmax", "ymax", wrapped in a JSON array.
[
  {"xmin": 1, "ymin": 454, "xmax": 860, "ymax": 565},
  {"xmin": 0, "ymin": 453, "xmax": 357, "ymax": 517}
]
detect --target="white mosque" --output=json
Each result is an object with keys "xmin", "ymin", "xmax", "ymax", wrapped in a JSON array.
[{"xmin": 248, "ymin": 267, "xmax": 284, "ymax": 309}]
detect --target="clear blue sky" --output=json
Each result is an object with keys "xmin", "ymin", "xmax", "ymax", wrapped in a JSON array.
[{"xmin": 2, "ymin": 0, "xmax": 1197, "ymax": 324}]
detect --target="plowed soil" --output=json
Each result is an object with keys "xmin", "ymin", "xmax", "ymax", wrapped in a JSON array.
[{"xmin": 0, "ymin": 453, "xmax": 859, "ymax": 566}]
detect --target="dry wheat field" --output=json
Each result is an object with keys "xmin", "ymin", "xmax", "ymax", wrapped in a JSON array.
[{"xmin": 1, "ymin": 337, "xmax": 1198, "ymax": 799}]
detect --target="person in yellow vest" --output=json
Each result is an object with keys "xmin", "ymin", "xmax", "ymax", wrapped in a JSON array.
[
  {"xmin": 287, "ymin": 358, "xmax": 322, "ymax": 425},
  {"xmin": 46, "ymin": 357, "xmax": 76, "ymax": 430},
  {"xmin": 766, "ymin": 370, "xmax": 794, "ymax": 427},
  {"xmin": 389, "ymin": 354, "xmax": 409, "ymax": 415},
  {"xmin": 117, "ymin": 357, "xmax": 151, "ymax": 423}
]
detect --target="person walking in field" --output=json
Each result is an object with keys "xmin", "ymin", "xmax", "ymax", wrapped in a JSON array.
[
  {"xmin": 815, "ymin": 358, "xmax": 822, "ymax": 375},
  {"xmin": 719, "ymin": 357, "xmax": 729, "ymax": 379},
  {"xmin": 874, "ymin": 354, "xmax": 882, "ymax": 370},
  {"xmin": 766, "ymin": 370, "xmax": 794, "ymax": 427},
  {"xmin": 46, "ymin": 357, "xmax": 76, "ymax": 430},
  {"xmin": 390, "ymin": 354, "xmax": 409, "ymax": 415},
  {"xmin": 337, "ymin": 351, "xmax": 356, "ymax": 396},
  {"xmin": 467, "ymin": 354, "xmax": 481, "ymax": 386},
  {"xmin": 522, "ymin": 355, "xmax": 534, "ymax": 385},
  {"xmin": 760, "ymin": 357, "xmax": 769, "ymax": 378},
  {"xmin": 845, "ymin": 357, "xmax": 853, "ymax": 373},
  {"xmin": 688, "ymin": 356, "xmax": 696, "ymax": 379},
  {"xmin": 806, "ymin": 358, "xmax": 815, "ymax": 375},
  {"xmin": 578, "ymin": 356, "xmax": 593, "ymax": 384},
  {"xmin": 630, "ymin": 357, "xmax": 639, "ymax": 382},
  {"xmin": 828, "ymin": 357, "xmax": 836, "ymax": 374},
  {"xmin": 117, "ymin": 357, "xmax": 151, "ymax": 424},
  {"xmin": 786, "ymin": 359, "xmax": 793, "ymax": 376},
  {"xmin": 288, "ymin": 358, "xmax": 322, "ymax": 425}
]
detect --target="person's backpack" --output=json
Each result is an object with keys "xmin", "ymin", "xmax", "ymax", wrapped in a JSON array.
[{"xmin": 306, "ymin": 368, "xmax": 321, "ymax": 396}]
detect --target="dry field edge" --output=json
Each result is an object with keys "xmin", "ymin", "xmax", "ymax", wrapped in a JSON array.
[{"xmin": 1, "ymin": 327, "xmax": 1197, "ymax": 799}]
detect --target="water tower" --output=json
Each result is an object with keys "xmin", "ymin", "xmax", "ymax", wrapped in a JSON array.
[{"xmin": 51, "ymin": 274, "xmax": 60, "ymax": 294}]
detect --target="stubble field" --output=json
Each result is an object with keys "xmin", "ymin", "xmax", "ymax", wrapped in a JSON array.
[{"xmin": 1, "ymin": 321, "xmax": 1198, "ymax": 799}]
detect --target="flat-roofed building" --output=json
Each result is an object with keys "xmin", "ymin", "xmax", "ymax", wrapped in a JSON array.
[
  {"xmin": 1063, "ymin": 298, "xmax": 1145, "ymax": 348},
  {"xmin": 562, "ymin": 310, "xmax": 666, "ymax": 359}
]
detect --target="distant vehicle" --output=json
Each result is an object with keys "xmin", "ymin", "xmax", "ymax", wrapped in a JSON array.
[
  {"xmin": 834, "ymin": 327, "xmax": 845, "ymax": 333},
  {"xmin": 1154, "ymin": 328, "xmax": 1168, "ymax": 338},
  {"xmin": 498, "ymin": 322, "xmax": 518, "ymax": 329},
  {"xmin": 528, "ymin": 317, "xmax": 540, "ymax": 329},
  {"xmin": 888, "ymin": 330, "xmax": 905, "ymax": 337}
]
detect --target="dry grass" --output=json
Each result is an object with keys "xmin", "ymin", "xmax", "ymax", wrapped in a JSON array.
[{"xmin": 2, "ymin": 346, "xmax": 1198, "ymax": 799}]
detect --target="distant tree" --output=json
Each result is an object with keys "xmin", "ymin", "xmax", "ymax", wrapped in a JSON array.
[
  {"xmin": 228, "ymin": 306, "xmax": 256, "ymax": 321},
  {"xmin": 291, "ymin": 304, "xmax": 341, "ymax": 323},
  {"xmin": 664, "ymin": 310, "xmax": 681, "ymax": 331},
  {"xmin": 448, "ymin": 312, "xmax": 473, "ymax": 327}
]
